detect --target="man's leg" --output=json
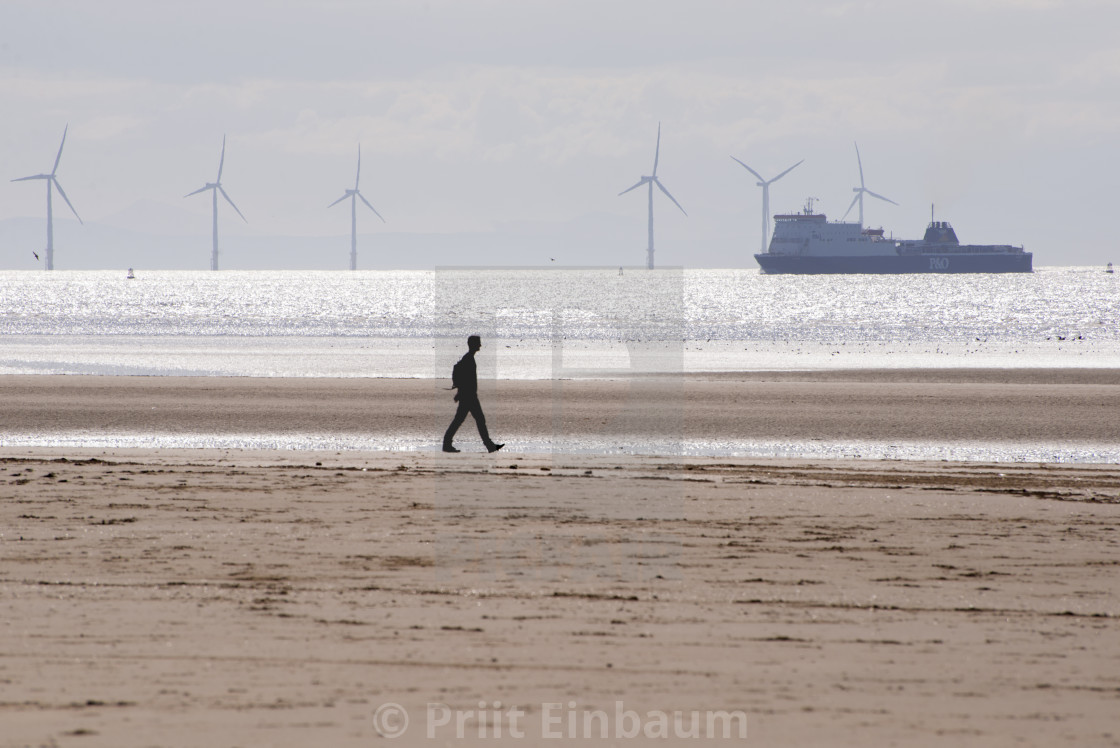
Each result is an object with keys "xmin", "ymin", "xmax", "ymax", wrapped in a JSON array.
[
  {"xmin": 443, "ymin": 400, "xmax": 471, "ymax": 450},
  {"xmin": 468, "ymin": 400, "xmax": 495, "ymax": 447},
  {"xmin": 468, "ymin": 399, "xmax": 502, "ymax": 451}
]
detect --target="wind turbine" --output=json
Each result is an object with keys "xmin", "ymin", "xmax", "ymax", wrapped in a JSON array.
[
  {"xmin": 731, "ymin": 156, "xmax": 802, "ymax": 254},
  {"xmin": 185, "ymin": 135, "xmax": 246, "ymax": 271},
  {"xmin": 11, "ymin": 125, "xmax": 82, "ymax": 270},
  {"xmin": 618, "ymin": 123, "xmax": 687, "ymax": 270},
  {"xmin": 842, "ymin": 142, "xmax": 897, "ymax": 226},
  {"xmin": 328, "ymin": 145, "xmax": 384, "ymax": 271}
]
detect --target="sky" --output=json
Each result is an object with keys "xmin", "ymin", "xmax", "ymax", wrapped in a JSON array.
[{"xmin": 1, "ymin": 0, "xmax": 1119, "ymax": 270}]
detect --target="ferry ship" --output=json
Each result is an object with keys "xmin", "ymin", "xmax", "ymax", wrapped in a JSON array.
[{"xmin": 754, "ymin": 201, "xmax": 1032, "ymax": 274}]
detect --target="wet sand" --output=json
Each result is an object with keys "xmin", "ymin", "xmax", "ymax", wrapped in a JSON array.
[
  {"xmin": 2, "ymin": 369, "xmax": 1119, "ymax": 446},
  {"xmin": 1, "ymin": 372, "xmax": 1119, "ymax": 746}
]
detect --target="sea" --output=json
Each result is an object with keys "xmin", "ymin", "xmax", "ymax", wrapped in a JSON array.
[{"xmin": 2, "ymin": 266, "xmax": 1118, "ymax": 461}]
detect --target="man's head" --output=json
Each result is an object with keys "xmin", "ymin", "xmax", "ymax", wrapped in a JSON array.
[{"xmin": 467, "ymin": 335, "xmax": 481, "ymax": 352}]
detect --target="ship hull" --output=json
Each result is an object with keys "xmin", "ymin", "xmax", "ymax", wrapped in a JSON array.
[{"xmin": 754, "ymin": 252, "xmax": 1032, "ymax": 275}]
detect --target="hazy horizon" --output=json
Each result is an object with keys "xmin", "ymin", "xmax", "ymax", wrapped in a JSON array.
[{"xmin": 3, "ymin": 0, "xmax": 1118, "ymax": 269}]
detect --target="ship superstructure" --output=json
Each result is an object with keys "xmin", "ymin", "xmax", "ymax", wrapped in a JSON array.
[{"xmin": 754, "ymin": 200, "xmax": 1031, "ymax": 274}]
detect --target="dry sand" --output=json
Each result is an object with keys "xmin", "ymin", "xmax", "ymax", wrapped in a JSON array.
[{"xmin": 1, "ymin": 372, "xmax": 1119, "ymax": 746}]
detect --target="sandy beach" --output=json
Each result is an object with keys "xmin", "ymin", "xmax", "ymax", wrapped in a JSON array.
[
  {"xmin": 2, "ymin": 369, "xmax": 1119, "ymax": 447},
  {"xmin": 2, "ymin": 372, "xmax": 1119, "ymax": 746}
]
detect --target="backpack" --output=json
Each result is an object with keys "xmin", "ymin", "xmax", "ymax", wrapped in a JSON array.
[{"xmin": 451, "ymin": 355, "xmax": 467, "ymax": 390}]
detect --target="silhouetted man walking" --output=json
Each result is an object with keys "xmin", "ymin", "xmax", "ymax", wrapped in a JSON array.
[{"xmin": 443, "ymin": 335, "xmax": 504, "ymax": 453}]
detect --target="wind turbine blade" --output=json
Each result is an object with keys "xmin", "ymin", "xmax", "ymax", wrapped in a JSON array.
[
  {"xmin": 328, "ymin": 193, "xmax": 350, "ymax": 208},
  {"xmin": 854, "ymin": 142, "xmax": 865, "ymax": 188},
  {"xmin": 842, "ymin": 193, "xmax": 861, "ymax": 221},
  {"xmin": 354, "ymin": 145, "xmax": 362, "ymax": 191},
  {"xmin": 865, "ymin": 189, "xmax": 898, "ymax": 206},
  {"xmin": 218, "ymin": 186, "xmax": 247, "ymax": 222},
  {"xmin": 655, "ymin": 179, "xmax": 687, "ymax": 216},
  {"xmin": 52, "ymin": 125, "xmax": 69, "ymax": 176},
  {"xmin": 652, "ymin": 122, "xmax": 661, "ymax": 177},
  {"xmin": 730, "ymin": 156, "xmax": 764, "ymax": 183},
  {"xmin": 217, "ymin": 135, "xmax": 227, "ymax": 182},
  {"xmin": 358, "ymin": 193, "xmax": 385, "ymax": 222},
  {"xmin": 771, "ymin": 159, "xmax": 804, "ymax": 183},
  {"xmin": 618, "ymin": 177, "xmax": 649, "ymax": 196},
  {"xmin": 53, "ymin": 179, "xmax": 82, "ymax": 224},
  {"xmin": 185, "ymin": 185, "xmax": 212, "ymax": 198},
  {"xmin": 11, "ymin": 174, "xmax": 49, "ymax": 182}
]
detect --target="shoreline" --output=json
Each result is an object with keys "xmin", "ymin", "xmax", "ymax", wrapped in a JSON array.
[
  {"xmin": 4, "ymin": 332, "xmax": 1119, "ymax": 379},
  {"xmin": 2, "ymin": 371, "xmax": 1118, "ymax": 461},
  {"xmin": 3, "ymin": 366, "xmax": 1119, "ymax": 381}
]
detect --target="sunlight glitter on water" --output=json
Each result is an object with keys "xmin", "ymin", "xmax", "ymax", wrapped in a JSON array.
[
  {"xmin": 1, "ymin": 267, "xmax": 1117, "ymax": 367},
  {"xmin": 2, "ymin": 334, "xmax": 1118, "ymax": 379}
]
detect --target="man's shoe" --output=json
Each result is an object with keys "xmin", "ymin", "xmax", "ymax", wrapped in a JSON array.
[
  {"xmin": 442, "ymin": 445, "xmax": 460, "ymax": 453},
  {"xmin": 487, "ymin": 443, "xmax": 504, "ymax": 453}
]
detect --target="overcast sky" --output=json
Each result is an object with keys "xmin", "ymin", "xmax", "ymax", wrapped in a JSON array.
[{"xmin": 2, "ymin": 0, "xmax": 1118, "ymax": 268}]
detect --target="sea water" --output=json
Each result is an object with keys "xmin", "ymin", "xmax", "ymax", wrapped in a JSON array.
[
  {"xmin": 2, "ymin": 266, "xmax": 1118, "ymax": 377},
  {"xmin": 1, "ymin": 267, "xmax": 1118, "ymax": 460}
]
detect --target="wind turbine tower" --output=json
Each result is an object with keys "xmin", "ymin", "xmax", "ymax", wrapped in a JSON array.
[
  {"xmin": 185, "ymin": 135, "xmax": 246, "ymax": 270},
  {"xmin": 328, "ymin": 145, "xmax": 385, "ymax": 270},
  {"xmin": 619, "ymin": 123, "xmax": 687, "ymax": 269},
  {"xmin": 842, "ymin": 142, "xmax": 897, "ymax": 226},
  {"xmin": 11, "ymin": 125, "xmax": 82, "ymax": 270},
  {"xmin": 731, "ymin": 156, "xmax": 802, "ymax": 254}
]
